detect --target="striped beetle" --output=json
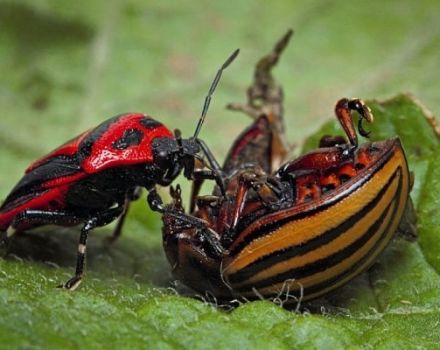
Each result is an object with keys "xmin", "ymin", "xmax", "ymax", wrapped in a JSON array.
[
  {"xmin": 162, "ymin": 101, "xmax": 413, "ymax": 302},
  {"xmin": 161, "ymin": 31, "xmax": 415, "ymax": 302}
]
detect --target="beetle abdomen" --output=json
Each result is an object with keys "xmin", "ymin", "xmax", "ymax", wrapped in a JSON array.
[{"xmin": 222, "ymin": 139, "xmax": 410, "ymax": 301}]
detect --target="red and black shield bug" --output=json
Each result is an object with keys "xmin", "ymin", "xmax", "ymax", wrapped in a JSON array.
[
  {"xmin": 161, "ymin": 31, "xmax": 415, "ymax": 303},
  {"xmin": 0, "ymin": 49, "xmax": 239, "ymax": 290}
]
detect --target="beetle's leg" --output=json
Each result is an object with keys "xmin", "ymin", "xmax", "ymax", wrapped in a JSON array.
[
  {"xmin": 319, "ymin": 135, "xmax": 348, "ymax": 148},
  {"xmin": 227, "ymin": 29, "xmax": 293, "ymax": 122},
  {"xmin": 109, "ymin": 187, "xmax": 142, "ymax": 243},
  {"xmin": 349, "ymin": 99, "xmax": 374, "ymax": 138},
  {"xmin": 335, "ymin": 98, "xmax": 373, "ymax": 149},
  {"xmin": 229, "ymin": 174, "xmax": 254, "ymax": 232},
  {"xmin": 396, "ymin": 198, "xmax": 418, "ymax": 242},
  {"xmin": 190, "ymin": 168, "xmax": 225, "ymax": 212},
  {"xmin": 222, "ymin": 172, "xmax": 284, "ymax": 246},
  {"xmin": 60, "ymin": 206, "xmax": 124, "ymax": 290},
  {"xmin": 149, "ymin": 188, "xmax": 224, "ymax": 258}
]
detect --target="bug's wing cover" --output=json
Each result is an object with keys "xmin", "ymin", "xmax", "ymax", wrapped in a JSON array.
[
  {"xmin": 0, "ymin": 127, "xmax": 92, "ymax": 227},
  {"xmin": 26, "ymin": 130, "xmax": 90, "ymax": 173},
  {"xmin": 76, "ymin": 114, "xmax": 174, "ymax": 173},
  {"xmin": 222, "ymin": 116, "xmax": 273, "ymax": 175},
  {"xmin": 1, "ymin": 156, "xmax": 84, "ymax": 212}
]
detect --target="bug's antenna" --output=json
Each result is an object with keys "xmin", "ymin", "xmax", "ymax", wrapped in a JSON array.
[{"xmin": 193, "ymin": 48, "xmax": 240, "ymax": 138}]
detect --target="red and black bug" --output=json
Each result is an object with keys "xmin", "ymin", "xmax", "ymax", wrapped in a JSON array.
[
  {"xmin": 0, "ymin": 49, "xmax": 239, "ymax": 290},
  {"xmin": 161, "ymin": 31, "xmax": 415, "ymax": 303}
]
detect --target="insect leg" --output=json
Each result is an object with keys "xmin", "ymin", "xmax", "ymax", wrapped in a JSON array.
[
  {"xmin": 3, "ymin": 209, "xmax": 81, "ymax": 251},
  {"xmin": 11, "ymin": 210, "xmax": 82, "ymax": 228},
  {"xmin": 335, "ymin": 98, "xmax": 374, "ymax": 148},
  {"xmin": 109, "ymin": 187, "xmax": 142, "ymax": 243},
  {"xmin": 396, "ymin": 198, "xmax": 418, "ymax": 242},
  {"xmin": 318, "ymin": 135, "xmax": 348, "ymax": 148},
  {"xmin": 195, "ymin": 139, "xmax": 226, "ymax": 195},
  {"xmin": 190, "ymin": 168, "xmax": 224, "ymax": 212},
  {"xmin": 61, "ymin": 206, "xmax": 124, "ymax": 290},
  {"xmin": 149, "ymin": 187, "xmax": 224, "ymax": 258}
]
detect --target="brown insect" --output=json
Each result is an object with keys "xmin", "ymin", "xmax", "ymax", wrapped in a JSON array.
[{"xmin": 161, "ymin": 30, "xmax": 415, "ymax": 303}]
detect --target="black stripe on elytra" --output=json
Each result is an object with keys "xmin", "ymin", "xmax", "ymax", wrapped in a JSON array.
[
  {"xmin": 234, "ymin": 193, "xmax": 395, "ymax": 292},
  {"xmin": 301, "ymin": 168, "xmax": 403, "ymax": 297},
  {"xmin": 228, "ymin": 149, "xmax": 394, "ymax": 257},
  {"xmin": 227, "ymin": 166, "xmax": 400, "ymax": 284},
  {"xmin": 235, "ymin": 167, "xmax": 403, "ymax": 295},
  {"xmin": 1, "ymin": 155, "xmax": 81, "ymax": 211},
  {"xmin": 112, "ymin": 128, "xmax": 144, "ymax": 150},
  {"xmin": 139, "ymin": 117, "xmax": 162, "ymax": 129},
  {"xmin": 78, "ymin": 115, "xmax": 124, "ymax": 160}
]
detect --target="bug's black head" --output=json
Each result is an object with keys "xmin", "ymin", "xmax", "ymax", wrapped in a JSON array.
[{"xmin": 151, "ymin": 131, "xmax": 201, "ymax": 186}]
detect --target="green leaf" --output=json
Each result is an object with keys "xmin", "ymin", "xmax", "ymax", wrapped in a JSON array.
[{"xmin": 1, "ymin": 2, "xmax": 440, "ymax": 349}]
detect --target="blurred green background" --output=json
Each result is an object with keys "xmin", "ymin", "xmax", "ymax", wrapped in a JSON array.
[
  {"xmin": 1, "ymin": 1, "xmax": 440, "ymax": 349},
  {"xmin": 1, "ymin": 0, "xmax": 439, "ymax": 191}
]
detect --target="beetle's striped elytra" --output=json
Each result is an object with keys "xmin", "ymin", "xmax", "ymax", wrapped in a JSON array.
[
  {"xmin": 162, "ymin": 115, "xmax": 414, "ymax": 302},
  {"xmin": 222, "ymin": 139, "xmax": 410, "ymax": 300}
]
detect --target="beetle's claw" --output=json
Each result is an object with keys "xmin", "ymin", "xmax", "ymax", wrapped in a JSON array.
[{"xmin": 358, "ymin": 117, "xmax": 371, "ymax": 138}]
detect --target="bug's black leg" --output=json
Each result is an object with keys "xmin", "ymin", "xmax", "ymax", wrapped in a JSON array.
[
  {"xmin": 11, "ymin": 210, "xmax": 82, "ymax": 228},
  {"xmin": 8, "ymin": 209, "xmax": 82, "ymax": 288},
  {"xmin": 196, "ymin": 139, "xmax": 222, "ymax": 172},
  {"xmin": 9, "ymin": 207, "xmax": 125, "ymax": 290},
  {"xmin": 109, "ymin": 187, "xmax": 142, "ymax": 243},
  {"xmin": 60, "ymin": 206, "xmax": 124, "ymax": 290},
  {"xmin": 60, "ymin": 218, "xmax": 96, "ymax": 290},
  {"xmin": 195, "ymin": 139, "xmax": 226, "ymax": 195},
  {"xmin": 149, "ymin": 188, "xmax": 224, "ymax": 258},
  {"xmin": 148, "ymin": 188, "xmax": 206, "ymax": 226}
]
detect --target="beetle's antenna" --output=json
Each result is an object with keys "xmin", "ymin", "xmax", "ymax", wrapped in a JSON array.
[{"xmin": 193, "ymin": 48, "xmax": 240, "ymax": 139}]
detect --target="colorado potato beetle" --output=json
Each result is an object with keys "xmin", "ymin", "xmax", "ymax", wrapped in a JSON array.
[{"xmin": 161, "ymin": 30, "xmax": 415, "ymax": 302}]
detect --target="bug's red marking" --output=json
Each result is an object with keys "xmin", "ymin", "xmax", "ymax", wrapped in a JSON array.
[{"xmin": 81, "ymin": 114, "xmax": 173, "ymax": 173}]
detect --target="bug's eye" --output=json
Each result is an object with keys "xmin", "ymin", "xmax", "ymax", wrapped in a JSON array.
[
  {"xmin": 155, "ymin": 149, "xmax": 172, "ymax": 168},
  {"xmin": 152, "ymin": 137, "xmax": 180, "ymax": 166}
]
